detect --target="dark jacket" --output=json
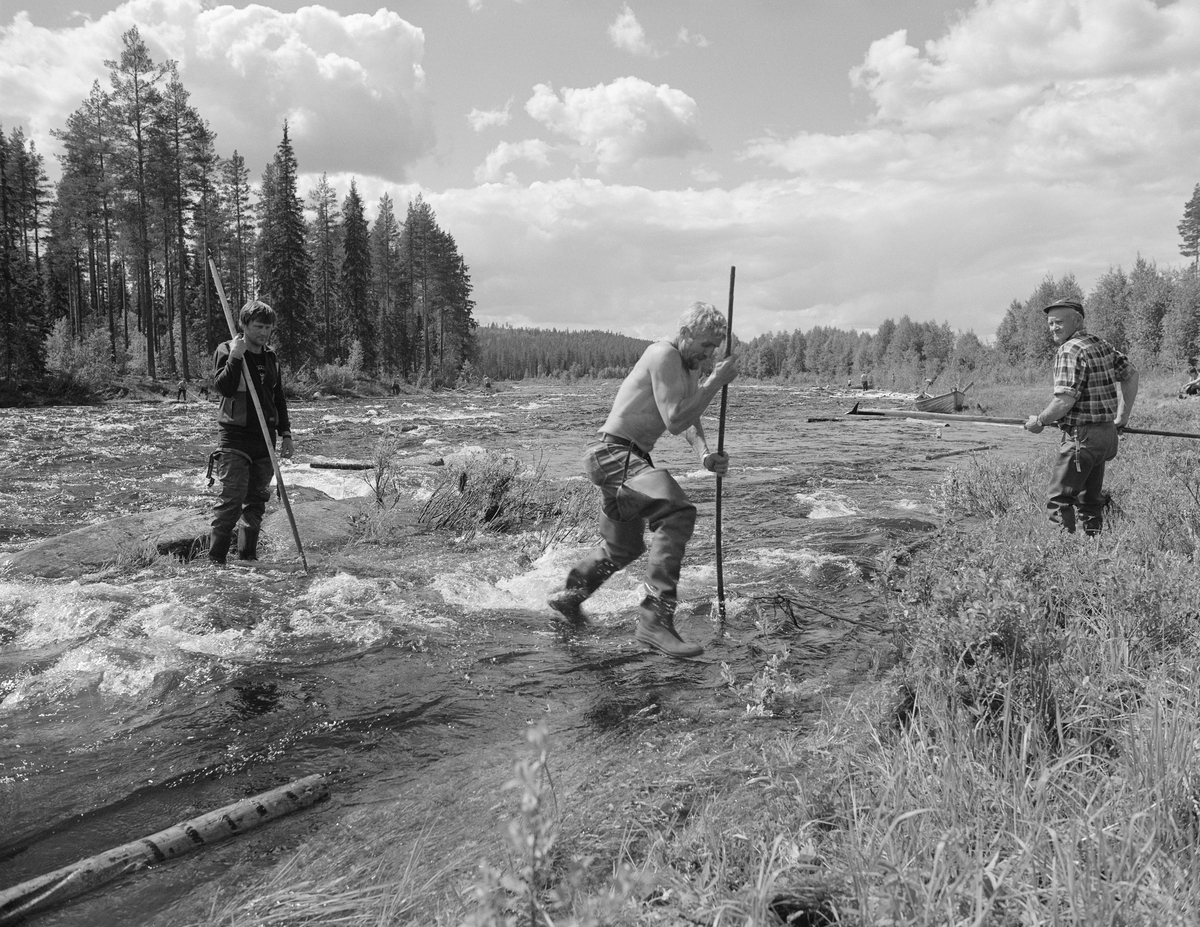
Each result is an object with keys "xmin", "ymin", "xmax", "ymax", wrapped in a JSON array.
[{"xmin": 212, "ymin": 341, "xmax": 290, "ymax": 441}]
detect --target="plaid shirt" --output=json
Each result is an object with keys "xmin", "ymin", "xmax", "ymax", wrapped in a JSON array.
[{"xmin": 1053, "ymin": 331, "xmax": 1133, "ymax": 426}]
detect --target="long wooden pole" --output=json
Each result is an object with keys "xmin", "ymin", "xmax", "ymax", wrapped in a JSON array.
[
  {"xmin": 715, "ymin": 266, "xmax": 735, "ymax": 623},
  {"xmin": 846, "ymin": 403, "xmax": 1200, "ymax": 439},
  {"xmin": 207, "ymin": 258, "xmax": 309, "ymax": 572},
  {"xmin": 0, "ymin": 775, "xmax": 329, "ymax": 924}
]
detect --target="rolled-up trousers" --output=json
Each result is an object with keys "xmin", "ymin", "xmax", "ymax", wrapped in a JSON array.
[{"xmin": 566, "ymin": 442, "xmax": 697, "ymax": 603}]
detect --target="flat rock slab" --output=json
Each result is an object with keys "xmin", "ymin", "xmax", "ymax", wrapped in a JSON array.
[
  {"xmin": 262, "ymin": 497, "xmax": 368, "ymax": 552},
  {"xmin": 1, "ymin": 507, "xmax": 211, "ymax": 579}
]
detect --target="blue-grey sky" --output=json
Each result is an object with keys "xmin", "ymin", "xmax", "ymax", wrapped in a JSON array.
[{"xmin": 3, "ymin": 0, "xmax": 1198, "ymax": 340}]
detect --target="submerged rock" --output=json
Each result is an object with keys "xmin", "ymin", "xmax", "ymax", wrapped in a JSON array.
[
  {"xmin": 263, "ymin": 498, "xmax": 368, "ymax": 551},
  {"xmin": 0, "ymin": 507, "xmax": 210, "ymax": 578}
]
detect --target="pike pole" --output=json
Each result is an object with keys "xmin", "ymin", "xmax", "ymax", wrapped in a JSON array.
[
  {"xmin": 715, "ymin": 266, "xmax": 735, "ymax": 623},
  {"xmin": 207, "ymin": 257, "xmax": 309, "ymax": 573}
]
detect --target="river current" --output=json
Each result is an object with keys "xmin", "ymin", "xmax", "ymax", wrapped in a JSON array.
[{"xmin": 0, "ymin": 380, "xmax": 1038, "ymax": 924}]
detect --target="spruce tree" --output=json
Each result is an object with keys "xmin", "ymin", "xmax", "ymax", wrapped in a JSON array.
[
  {"xmin": 340, "ymin": 179, "xmax": 374, "ymax": 372},
  {"xmin": 256, "ymin": 123, "xmax": 314, "ymax": 367},
  {"xmin": 306, "ymin": 173, "xmax": 341, "ymax": 362}
]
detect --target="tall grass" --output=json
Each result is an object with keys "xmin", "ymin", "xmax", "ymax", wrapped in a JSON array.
[{"xmin": 179, "ymin": 373, "xmax": 1200, "ymax": 927}]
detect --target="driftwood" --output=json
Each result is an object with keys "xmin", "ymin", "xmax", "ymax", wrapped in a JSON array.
[
  {"xmin": 0, "ymin": 774, "xmax": 329, "ymax": 924},
  {"xmin": 309, "ymin": 457, "xmax": 376, "ymax": 470}
]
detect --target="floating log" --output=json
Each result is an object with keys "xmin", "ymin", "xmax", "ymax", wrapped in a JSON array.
[
  {"xmin": 309, "ymin": 458, "xmax": 375, "ymax": 470},
  {"xmin": 0, "ymin": 774, "xmax": 329, "ymax": 924}
]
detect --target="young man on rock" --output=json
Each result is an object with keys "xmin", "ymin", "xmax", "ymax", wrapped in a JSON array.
[
  {"xmin": 207, "ymin": 300, "xmax": 293, "ymax": 565},
  {"xmin": 547, "ymin": 301, "xmax": 739, "ymax": 658}
]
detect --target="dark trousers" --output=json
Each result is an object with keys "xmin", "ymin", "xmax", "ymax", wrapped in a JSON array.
[
  {"xmin": 567, "ymin": 442, "xmax": 697, "ymax": 603},
  {"xmin": 211, "ymin": 449, "xmax": 274, "ymax": 536},
  {"xmin": 1047, "ymin": 422, "xmax": 1118, "ymax": 535}
]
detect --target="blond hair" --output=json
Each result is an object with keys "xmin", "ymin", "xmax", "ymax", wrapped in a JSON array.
[{"xmin": 678, "ymin": 301, "xmax": 726, "ymax": 338}]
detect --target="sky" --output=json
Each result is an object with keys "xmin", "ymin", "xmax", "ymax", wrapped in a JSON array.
[{"xmin": 2, "ymin": 0, "xmax": 1199, "ymax": 342}]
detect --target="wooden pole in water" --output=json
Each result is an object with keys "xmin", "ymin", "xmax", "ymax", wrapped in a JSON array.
[
  {"xmin": 207, "ymin": 257, "xmax": 309, "ymax": 572},
  {"xmin": 0, "ymin": 774, "xmax": 329, "ymax": 924},
  {"xmin": 715, "ymin": 266, "xmax": 735, "ymax": 623},
  {"xmin": 846, "ymin": 403, "xmax": 1200, "ymax": 439}
]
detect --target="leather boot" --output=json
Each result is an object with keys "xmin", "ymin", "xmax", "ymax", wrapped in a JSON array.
[
  {"xmin": 208, "ymin": 530, "xmax": 232, "ymax": 566},
  {"xmin": 635, "ymin": 594, "xmax": 703, "ymax": 659},
  {"xmin": 238, "ymin": 525, "xmax": 260, "ymax": 561}
]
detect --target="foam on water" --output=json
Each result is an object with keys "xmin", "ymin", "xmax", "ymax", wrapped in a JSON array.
[
  {"xmin": 792, "ymin": 490, "xmax": 858, "ymax": 519},
  {"xmin": 13, "ymin": 581, "xmax": 140, "ymax": 646},
  {"xmin": 297, "ymin": 572, "xmax": 457, "ymax": 634},
  {"xmin": 729, "ymin": 546, "xmax": 858, "ymax": 577}
]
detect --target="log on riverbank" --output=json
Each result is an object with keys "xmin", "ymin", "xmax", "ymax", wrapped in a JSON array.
[{"xmin": 0, "ymin": 775, "xmax": 330, "ymax": 925}]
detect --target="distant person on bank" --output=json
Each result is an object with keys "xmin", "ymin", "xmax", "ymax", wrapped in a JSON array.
[
  {"xmin": 207, "ymin": 300, "xmax": 293, "ymax": 565},
  {"xmin": 547, "ymin": 301, "xmax": 739, "ymax": 658},
  {"xmin": 1023, "ymin": 298, "xmax": 1138, "ymax": 536}
]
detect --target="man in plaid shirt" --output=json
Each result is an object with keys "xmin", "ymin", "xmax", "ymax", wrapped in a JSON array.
[{"xmin": 1023, "ymin": 298, "xmax": 1139, "ymax": 535}]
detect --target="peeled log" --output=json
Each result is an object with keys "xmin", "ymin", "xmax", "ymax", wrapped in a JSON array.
[{"xmin": 0, "ymin": 774, "xmax": 329, "ymax": 924}]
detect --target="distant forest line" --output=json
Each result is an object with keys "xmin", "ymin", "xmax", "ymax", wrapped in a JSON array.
[{"xmin": 476, "ymin": 256, "xmax": 1200, "ymax": 390}]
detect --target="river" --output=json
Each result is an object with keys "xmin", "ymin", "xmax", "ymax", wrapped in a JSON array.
[{"xmin": 0, "ymin": 379, "xmax": 1039, "ymax": 925}]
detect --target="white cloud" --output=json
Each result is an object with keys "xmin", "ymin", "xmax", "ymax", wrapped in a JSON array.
[
  {"xmin": 467, "ymin": 100, "xmax": 512, "ymax": 131},
  {"xmin": 608, "ymin": 4, "xmax": 657, "ymax": 57},
  {"xmin": 745, "ymin": 0, "xmax": 1200, "ymax": 193},
  {"xmin": 0, "ymin": 0, "xmax": 435, "ymax": 182},
  {"xmin": 473, "ymin": 139, "xmax": 553, "ymax": 183},
  {"xmin": 525, "ymin": 77, "xmax": 706, "ymax": 172},
  {"xmin": 676, "ymin": 27, "xmax": 709, "ymax": 48}
]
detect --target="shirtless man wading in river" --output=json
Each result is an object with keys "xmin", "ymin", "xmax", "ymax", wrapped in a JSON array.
[{"xmin": 547, "ymin": 301, "xmax": 739, "ymax": 658}]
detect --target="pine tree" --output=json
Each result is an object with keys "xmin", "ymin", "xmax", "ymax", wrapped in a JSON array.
[
  {"xmin": 370, "ymin": 193, "xmax": 405, "ymax": 376},
  {"xmin": 257, "ymin": 123, "xmax": 314, "ymax": 366},
  {"xmin": 1179, "ymin": 184, "xmax": 1200, "ymax": 267},
  {"xmin": 106, "ymin": 26, "xmax": 167, "ymax": 377}
]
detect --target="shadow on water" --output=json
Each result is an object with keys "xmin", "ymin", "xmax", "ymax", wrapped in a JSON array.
[{"xmin": 0, "ymin": 381, "xmax": 1023, "ymax": 924}]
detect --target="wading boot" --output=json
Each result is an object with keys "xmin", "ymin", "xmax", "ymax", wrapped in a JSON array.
[
  {"xmin": 207, "ymin": 530, "xmax": 232, "ymax": 566},
  {"xmin": 547, "ymin": 558, "xmax": 618, "ymax": 629},
  {"xmin": 634, "ymin": 595, "xmax": 703, "ymax": 659},
  {"xmin": 547, "ymin": 587, "xmax": 590, "ymax": 627},
  {"xmin": 238, "ymin": 525, "xmax": 260, "ymax": 561}
]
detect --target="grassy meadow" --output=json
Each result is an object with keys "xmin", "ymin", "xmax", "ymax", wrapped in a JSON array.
[{"xmin": 179, "ymin": 371, "xmax": 1200, "ymax": 927}]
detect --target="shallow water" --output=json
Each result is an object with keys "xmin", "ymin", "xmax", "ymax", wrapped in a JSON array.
[{"xmin": 0, "ymin": 381, "xmax": 1041, "ymax": 924}]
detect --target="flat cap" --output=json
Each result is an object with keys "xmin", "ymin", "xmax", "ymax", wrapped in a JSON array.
[{"xmin": 1043, "ymin": 298, "xmax": 1084, "ymax": 316}]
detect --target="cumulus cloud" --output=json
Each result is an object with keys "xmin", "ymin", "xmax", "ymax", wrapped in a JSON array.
[
  {"xmin": 0, "ymin": 0, "xmax": 435, "ymax": 181},
  {"xmin": 525, "ymin": 77, "xmax": 706, "ymax": 172},
  {"xmin": 746, "ymin": 0, "xmax": 1200, "ymax": 191},
  {"xmin": 467, "ymin": 100, "xmax": 512, "ymax": 131},
  {"xmin": 676, "ymin": 27, "xmax": 709, "ymax": 48},
  {"xmin": 474, "ymin": 139, "xmax": 553, "ymax": 183},
  {"xmin": 608, "ymin": 4, "xmax": 657, "ymax": 57}
]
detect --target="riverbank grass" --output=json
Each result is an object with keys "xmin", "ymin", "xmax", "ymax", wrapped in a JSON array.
[{"xmin": 184, "ymin": 374, "xmax": 1200, "ymax": 926}]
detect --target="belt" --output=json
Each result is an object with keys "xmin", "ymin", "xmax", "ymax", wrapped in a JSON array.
[
  {"xmin": 1059, "ymin": 420, "xmax": 1115, "ymax": 433},
  {"xmin": 600, "ymin": 432, "xmax": 650, "ymax": 460}
]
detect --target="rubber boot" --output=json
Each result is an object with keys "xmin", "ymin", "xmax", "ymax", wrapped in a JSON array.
[
  {"xmin": 208, "ymin": 530, "xmax": 232, "ymax": 566},
  {"xmin": 547, "ymin": 587, "xmax": 590, "ymax": 627},
  {"xmin": 634, "ymin": 594, "xmax": 703, "ymax": 659},
  {"xmin": 547, "ymin": 559, "xmax": 618, "ymax": 628},
  {"xmin": 238, "ymin": 525, "xmax": 260, "ymax": 561}
]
